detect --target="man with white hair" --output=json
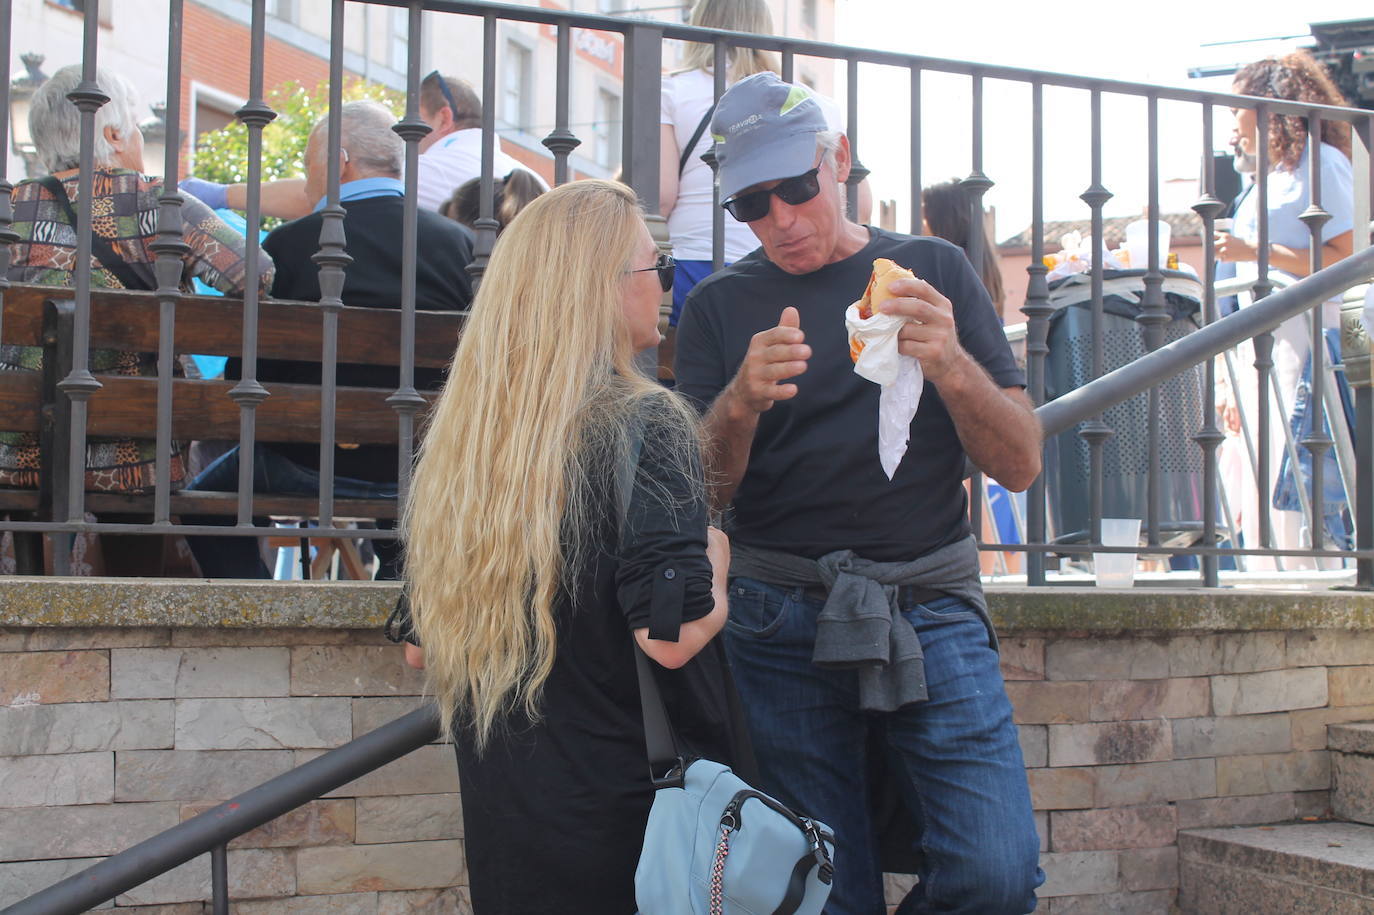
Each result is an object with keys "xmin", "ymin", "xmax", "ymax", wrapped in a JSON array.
[
  {"xmin": 4, "ymin": 64, "xmax": 271, "ymax": 500},
  {"xmin": 184, "ymin": 100, "xmax": 474, "ymax": 580}
]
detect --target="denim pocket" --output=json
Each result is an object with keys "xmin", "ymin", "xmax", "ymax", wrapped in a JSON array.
[
  {"xmin": 909, "ymin": 594, "xmax": 979, "ymax": 621},
  {"xmin": 726, "ymin": 578, "xmax": 790, "ymax": 639}
]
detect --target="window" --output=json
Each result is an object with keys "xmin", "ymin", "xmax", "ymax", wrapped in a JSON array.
[
  {"xmin": 501, "ymin": 41, "xmax": 533, "ymax": 132},
  {"xmin": 389, "ymin": 7, "xmax": 409, "ymax": 70},
  {"xmin": 266, "ymin": 0, "xmax": 296, "ymax": 23},
  {"xmin": 593, "ymin": 88, "xmax": 621, "ymax": 171},
  {"xmin": 50, "ymin": 0, "xmax": 114, "ymax": 26}
]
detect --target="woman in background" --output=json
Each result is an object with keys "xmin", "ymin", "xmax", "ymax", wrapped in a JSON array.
[
  {"xmin": 399, "ymin": 180, "xmax": 748, "ymax": 913},
  {"xmin": 1215, "ymin": 51, "xmax": 1354, "ymax": 567},
  {"xmin": 440, "ymin": 169, "xmax": 545, "ymax": 236},
  {"xmin": 922, "ymin": 178, "xmax": 1006, "ymax": 322}
]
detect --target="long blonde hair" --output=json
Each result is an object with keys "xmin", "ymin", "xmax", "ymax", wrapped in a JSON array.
[
  {"xmin": 680, "ymin": 0, "xmax": 779, "ymax": 79},
  {"xmin": 404, "ymin": 179, "xmax": 699, "ymax": 748}
]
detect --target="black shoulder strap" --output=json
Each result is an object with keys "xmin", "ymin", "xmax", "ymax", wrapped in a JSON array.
[
  {"xmin": 616, "ymin": 417, "xmax": 684, "ymax": 781},
  {"xmin": 678, "ymin": 100, "xmax": 719, "ymax": 177},
  {"xmin": 37, "ymin": 175, "xmax": 155, "ymax": 292}
]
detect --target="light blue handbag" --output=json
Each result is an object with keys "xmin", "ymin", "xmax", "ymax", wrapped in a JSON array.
[{"xmin": 618, "ymin": 425, "xmax": 836, "ymax": 915}]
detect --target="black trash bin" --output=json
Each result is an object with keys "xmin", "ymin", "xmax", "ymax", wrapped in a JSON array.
[{"xmin": 1042, "ymin": 268, "xmax": 1207, "ymax": 545}]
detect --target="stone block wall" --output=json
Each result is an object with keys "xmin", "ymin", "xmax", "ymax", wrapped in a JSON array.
[{"xmin": 4, "ymin": 582, "xmax": 1374, "ymax": 912}]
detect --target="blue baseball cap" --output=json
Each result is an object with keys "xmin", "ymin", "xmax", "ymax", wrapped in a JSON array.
[{"xmin": 710, "ymin": 73, "xmax": 829, "ymax": 202}]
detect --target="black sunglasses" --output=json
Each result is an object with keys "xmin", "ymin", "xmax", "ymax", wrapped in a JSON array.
[
  {"xmin": 722, "ymin": 166, "xmax": 822, "ymax": 223},
  {"xmin": 426, "ymin": 70, "xmax": 463, "ymax": 123},
  {"xmin": 628, "ymin": 253, "xmax": 677, "ymax": 293}
]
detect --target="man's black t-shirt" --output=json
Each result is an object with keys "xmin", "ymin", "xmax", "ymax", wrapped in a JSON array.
[{"xmin": 674, "ymin": 228, "xmax": 1024, "ymax": 562}]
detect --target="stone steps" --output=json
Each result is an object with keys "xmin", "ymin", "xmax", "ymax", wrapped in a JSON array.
[
  {"xmin": 1178, "ymin": 822, "xmax": 1374, "ymax": 913},
  {"xmin": 1332, "ymin": 722, "xmax": 1374, "ymax": 826}
]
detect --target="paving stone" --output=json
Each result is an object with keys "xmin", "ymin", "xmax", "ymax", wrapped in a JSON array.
[
  {"xmin": 0, "ymin": 627, "xmax": 169, "ymax": 651},
  {"xmin": 1175, "ymin": 792, "xmax": 1296, "ymax": 829},
  {"xmin": 111, "ymin": 648, "xmax": 290, "ymax": 699},
  {"xmin": 1291, "ymin": 704, "xmax": 1374, "ymax": 750},
  {"xmin": 1179, "ymin": 856, "xmax": 1374, "ymax": 915},
  {"xmin": 1089, "ymin": 677, "xmax": 1209, "ymax": 721},
  {"xmin": 1050, "ymin": 804, "xmax": 1176, "ymax": 852},
  {"xmin": 1118, "ymin": 845, "xmax": 1178, "ymax": 892},
  {"xmin": 306, "ymin": 744, "xmax": 460, "ymax": 798},
  {"xmin": 180, "ymin": 798, "xmax": 354, "ymax": 848},
  {"xmin": 170, "ymin": 628, "xmax": 357, "ymax": 647},
  {"xmin": 1034, "ymin": 810, "xmax": 1049, "ymax": 853},
  {"xmin": 356, "ymin": 793, "xmax": 463, "ymax": 843},
  {"xmin": 1049, "ymin": 889, "xmax": 1175, "ymax": 914},
  {"xmin": 1019, "ymin": 724, "xmax": 1048, "ymax": 768},
  {"xmin": 352, "ymin": 696, "xmax": 425, "ymax": 739},
  {"xmin": 291, "ymin": 646, "xmax": 425, "ymax": 697},
  {"xmin": 0, "ymin": 751, "xmax": 112, "ymax": 807},
  {"xmin": 296, "ymin": 839, "xmax": 465, "ymax": 894},
  {"xmin": 1037, "ymin": 850, "xmax": 1120, "ymax": 898},
  {"xmin": 1045, "ymin": 638, "xmax": 1168, "ymax": 681},
  {"xmin": 1288, "ymin": 630, "xmax": 1374, "ymax": 668},
  {"xmin": 1329, "ymin": 721, "xmax": 1374, "ymax": 755},
  {"xmin": 0, "ymin": 699, "xmax": 173, "ymax": 755},
  {"xmin": 0, "ymin": 857, "xmax": 111, "ymax": 909},
  {"xmin": 1092, "ymin": 758, "xmax": 1216, "ymax": 806},
  {"xmin": 1171, "ymin": 712, "xmax": 1292, "ymax": 758},
  {"xmin": 1215, "ymin": 751, "xmax": 1331, "ymax": 796},
  {"xmin": 114, "ymin": 848, "xmax": 294, "ymax": 906},
  {"xmin": 1027, "ymin": 767, "xmax": 1095, "ymax": 810},
  {"xmin": 0, "ymin": 649, "xmax": 109, "ymax": 705},
  {"xmin": 1211, "ymin": 667, "xmax": 1327, "ymax": 716},
  {"xmin": 1000, "ymin": 637, "xmax": 1046, "ymax": 680},
  {"xmin": 0, "ymin": 802, "xmax": 178, "ymax": 860},
  {"xmin": 174, "ymin": 698, "xmax": 352, "ymax": 750},
  {"xmin": 1006, "ymin": 681, "xmax": 1092, "ymax": 724},
  {"xmin": 115, "ymin": 750, "xmax": 294, "ymax": 802},
  {"xmin": 1179, "ymin": 822, "xmax": 1374, "ymax": 902},
  {"xmin": 1329, "ymin": 666, "xmax": 1374, "ymax": 706},
  {"xmin": 1333, "ymin": 751, "xmax": 1374, "ymax": 825},
  {"xmin": 883, "ymin": 873, "xmax": 918, "ymax": 905},
  {"xmin": 377, "ymin": 886, "xmax": 473, "ymax": 914},
  {"xmin": 1169, "ymin": 633, "xmax": 1285, "ymax": 677},
  {"xmin": 1295, "ymin": 789, "xmax": 1332, "ymax": 819},
  {"xmin": 1048, "ymin": 720, "xmax": 1172, "ymax": 767},
  {"xmin": 236, "ymin": 892, "xmax": 378, "ymax": 913}
]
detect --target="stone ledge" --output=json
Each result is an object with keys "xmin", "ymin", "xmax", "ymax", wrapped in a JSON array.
[{"xmin": 2, "ymin": 578, "xmax": 1374, "ymax": 631}]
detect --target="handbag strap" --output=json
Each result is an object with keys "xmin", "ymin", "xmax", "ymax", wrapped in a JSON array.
[
  {"xmin": 37, "ymin": 175, "xmax": 155, "ymax": 292},
  {"xmin": 616, "ymin": 417, "xmax": 686, "ymax": 784},
  {"xmin": 678, "ymin": 100, "xmax": 719, "ymax": 177}
]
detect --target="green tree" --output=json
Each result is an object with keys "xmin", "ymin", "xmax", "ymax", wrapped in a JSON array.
[{"xmin": 192, "ymin": 79, "xmax": 405, "ymax": 185}]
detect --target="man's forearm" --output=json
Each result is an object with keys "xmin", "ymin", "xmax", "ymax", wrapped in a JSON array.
[
  {"xmin": 226, "ymin": 178, "xmax": 312, "ymax": 221},
  {"xmin": 702, "ymin": 385, "xmax": 760, "ymax": 514},
  {"xmin": 936, "ymin": 353, "xmax": 1042, "ymax": 492}
]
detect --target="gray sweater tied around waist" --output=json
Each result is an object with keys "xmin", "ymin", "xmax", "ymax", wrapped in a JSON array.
[{"xmin": 730, "ymin": 535, "xmax": 997, "ymax": 713}]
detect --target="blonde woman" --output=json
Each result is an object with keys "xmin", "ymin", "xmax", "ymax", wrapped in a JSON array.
[{"xmin": 401, "ymin": 180, "xmax": 747, "ymax": 913}]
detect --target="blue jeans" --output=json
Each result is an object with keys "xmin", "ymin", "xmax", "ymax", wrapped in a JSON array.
[
  {"xmin": 184, "ymin": 445, "xmax": 399, "ymax": 579},
  {"xmin": 725, "ymin": 579, "xmax": 1043, "ymax": 914}
]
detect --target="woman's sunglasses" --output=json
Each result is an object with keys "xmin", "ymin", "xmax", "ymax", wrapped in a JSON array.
[
  {"xmin": 722, "ymin": 166, "xmax": 822, "ymax": 223},
  {"xmin": 628, "ymin": 253, "xmax": 677, "ymax": 293}
]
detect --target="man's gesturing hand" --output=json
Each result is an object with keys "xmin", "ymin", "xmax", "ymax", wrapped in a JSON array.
[
  {"xmin": 882, "ymin": 276, "xmax": 967, "ymax": 382},
  {"xmin": 730, "ymin": 306, "xmax": 811, "ymax": 414}
]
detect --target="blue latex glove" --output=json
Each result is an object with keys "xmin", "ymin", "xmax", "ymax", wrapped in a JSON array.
[{"xmin": 180, "ymin": 176, "xmax": 229, "ymax": 211}]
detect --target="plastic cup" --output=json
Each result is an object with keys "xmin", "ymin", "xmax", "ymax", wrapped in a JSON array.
[
  {"xmin": 1124, "ymin": 219, "xmax": 1171, "ymax": 272},
  {"xmin": 1094, "ymin": 518, "xmax": 1141, "ymax": 588}
]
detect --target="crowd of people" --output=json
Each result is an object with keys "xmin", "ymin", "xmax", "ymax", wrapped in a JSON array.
[{"xmin": 3, "ymin": 6, "xmax": 1367, "ymax": 911}]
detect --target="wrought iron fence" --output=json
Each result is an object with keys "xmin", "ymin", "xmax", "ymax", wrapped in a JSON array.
[{"xmin": 2, "ymin": 0, "xmax": 1373, "ymax": 586}]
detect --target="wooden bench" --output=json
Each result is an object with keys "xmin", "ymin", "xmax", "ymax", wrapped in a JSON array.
[{"xmin": 0, "ymin": 282, "xmax": 466, "ymax": 571}]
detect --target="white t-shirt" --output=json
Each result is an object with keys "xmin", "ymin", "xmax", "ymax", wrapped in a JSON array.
[
  {"xmin": 414, "ymin": 128, "xmax": 549, "ymax": 212},
  {"xmin": 660, "ymin": 69, "xmax": 844, "ymax": 263}
]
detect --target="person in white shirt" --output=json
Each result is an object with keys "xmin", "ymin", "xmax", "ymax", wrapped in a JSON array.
[
  {"xmin": 658, "ymin": 0, "xmax": 871, "ymax": 326},
  {"xmin": 183, "ymin": 72, "xmax": 547, "ymax": 221},
  {"xmin": 414, "ymin": 70, "xmax": 548, "ymax": 213}
]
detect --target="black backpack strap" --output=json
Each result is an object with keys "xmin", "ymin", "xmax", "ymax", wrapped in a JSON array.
[
  {"xmin": 678, "ymin": 100, "xmax": 719, "ymax": 177},
  {"xmin": 616, "ymin": 416, "xmax": 685, "ymax": 785},
  {"xmin": 37, "ymin": 175, "xmax": 155, "ymax": 292}
]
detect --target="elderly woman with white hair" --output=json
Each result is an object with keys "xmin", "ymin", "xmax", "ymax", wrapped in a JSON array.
[{"xmin": 3, "ymin": 64, "xmax": 271, "ymax": 501}]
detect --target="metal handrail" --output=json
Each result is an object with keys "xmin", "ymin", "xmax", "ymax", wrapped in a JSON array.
[
  {"xmin": 1036, "ymin": 245, "xmax": 1374, "ymax": 438},
  {"xmin": 1, "ymin": 706, "xmax": 442, "ymax": 915}
]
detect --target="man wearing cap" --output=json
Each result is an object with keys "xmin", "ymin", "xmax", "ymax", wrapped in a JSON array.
[{"xmin": 674, "ymin": 73, "xmax": 1044, "ymax": 914}]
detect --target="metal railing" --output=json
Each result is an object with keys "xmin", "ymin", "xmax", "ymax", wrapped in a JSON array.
[{"xmin": 2, "ymin": 0, "xmax": 1373, "ymax": 586}]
